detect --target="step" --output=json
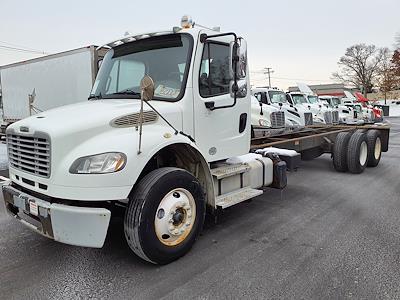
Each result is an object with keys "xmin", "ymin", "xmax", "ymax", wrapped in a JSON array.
[
  {"xmin": 216, "ymin": 187, "xmax": 263, "ymax": 209},
  {"xmin": 211, "ymin": 164, "xmax": 250, "ymax": 180}
]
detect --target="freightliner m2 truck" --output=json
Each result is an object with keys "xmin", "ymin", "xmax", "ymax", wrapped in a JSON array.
[{"xmin": 2, "ymin": 17, "xmax": 390, "ymax": 264}]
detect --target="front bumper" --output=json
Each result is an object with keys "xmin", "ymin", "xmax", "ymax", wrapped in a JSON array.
[{"xmin": 2, "ymin": 182, "xmax": 111, "ymax": 248}]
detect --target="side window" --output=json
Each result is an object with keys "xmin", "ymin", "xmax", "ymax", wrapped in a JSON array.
[{"xmin": 199, "ymin": 42, "xmax": 231, "ymax": 97}]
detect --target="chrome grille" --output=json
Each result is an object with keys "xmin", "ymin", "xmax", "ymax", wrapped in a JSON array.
[
  {"xmin": 323, "ymin": 111, "xmax": 333, "ymax": 124},
  {"xmin": 7, "ymin": 134, "xmax": 51, "ymax": 178},
  {"xmin": 332, "ymin": 111, "xmax": 339, "ymax": 124},
  {"xmin": 270, "ymin": 111, "xmax": 285, "ymax": 128},
  {"xmin": 304, "ymin": 112, "xmax": 313, "ymax": 125}
]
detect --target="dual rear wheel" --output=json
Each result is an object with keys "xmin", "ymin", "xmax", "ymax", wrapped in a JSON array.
[{"xmin": 333, "ymin": 130, "xmax": 382, "ymax": 174}]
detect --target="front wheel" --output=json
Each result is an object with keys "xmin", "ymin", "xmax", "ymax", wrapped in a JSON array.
[{"xmin": 124, "ymin": 167, "xmax": 205, "ymax": 264}]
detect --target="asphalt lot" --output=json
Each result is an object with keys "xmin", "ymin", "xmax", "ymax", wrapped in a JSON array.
[{"xmin": 1, "ymin": 118, "xmax": 400, "ymax": 299}]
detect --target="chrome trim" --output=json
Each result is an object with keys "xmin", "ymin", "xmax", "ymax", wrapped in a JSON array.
[{"xmin": 6, "ymin": 132, "xmax": 51, "ymax": 178}]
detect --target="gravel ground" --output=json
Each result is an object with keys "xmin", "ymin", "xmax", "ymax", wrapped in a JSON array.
[{"xmin": 0, "ymin": 118, "xmax": 399, "ymax": 299}]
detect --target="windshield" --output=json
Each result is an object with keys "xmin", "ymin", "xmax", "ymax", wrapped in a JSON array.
[
  {"xmin": 291, "ymin": 94, "xmax": 308, "ymax": 105},
  {"xmin": 90, "ymin": 34, "xmax": 193, "ymax": 101},
  {"xmin": 268, "ymin": 91, "xmax": 287, "ymax": 104},
  {"xmin": 307, "ymin": 95, "xmax": 319, "ymax": 104}
]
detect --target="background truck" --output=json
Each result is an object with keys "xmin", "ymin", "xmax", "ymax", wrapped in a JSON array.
[
  {"xmin": 0, "ymin": 46, "xmax": 106, "ymax": 128},
  {"xmin": 1, "ymin": 17, "xmax": 390, "ymax": 265},
  {"xmin": 251, "ymin": 87, "xmax": 312, "ymax": 127}
]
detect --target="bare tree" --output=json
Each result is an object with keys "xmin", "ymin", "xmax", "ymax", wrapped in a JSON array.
[
  {"xmin": 333, "ymin": 44, "xmax": 386, "ymax": 97},
  {"xmin": 377, "ymin": 48, "xmax": 398, "ymax": 104},
  {"xmin": 395, "ymin": 32, "xmax": 400, "ymax": 49}
]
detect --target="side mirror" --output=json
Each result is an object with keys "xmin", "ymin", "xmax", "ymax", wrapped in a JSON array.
[
  {"xmin": 229, "ymin": 38, "xmax": 247, "ymax": 99},
  {"xmin": 230, "ymin": 79, "xmax": 247, "ymax": 98},
  {"xmin": 229, "ymin": 39, "xmax": 247, "ymax": 80},
  {"xmin": 140, "ymin": 75, "xmax": 154, "ymax": 101}
]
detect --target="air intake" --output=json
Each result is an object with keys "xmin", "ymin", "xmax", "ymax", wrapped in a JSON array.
[
  {"xmin": 304, "ymin": 112, "xmax": 313, "ymax": 125},
  {"xmin": 332, "ymin": 111, "xmax": 339, "ymax": 124},
  {"xmin": 110, "ymin": 111, "xmax": 158, "ymax": 128},
  {"xmin": 270, "ymin": 111, "xmax": 285, "ymax": 128}
]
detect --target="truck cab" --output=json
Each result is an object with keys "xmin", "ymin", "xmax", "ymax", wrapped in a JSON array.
[
  {"xmin": 252, "ymin": 87, "xmax": 310, "ymax": 127},
  {"xmin": 286, "ymin": 92, "xmax": 328, "ymax": 124},
  {"xmin": 318, "ymin": 95, "xmax": 356, "ymax": 124}
]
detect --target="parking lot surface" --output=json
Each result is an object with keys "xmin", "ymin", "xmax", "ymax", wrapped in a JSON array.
[{"xmin": 1, "ymin": 118, "xmax": 400, "ymax": 299}]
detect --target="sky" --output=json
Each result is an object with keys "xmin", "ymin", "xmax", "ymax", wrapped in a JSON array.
[{"xmin": 0, "ymin": 0, "xmax": 399, "ymax": 90}]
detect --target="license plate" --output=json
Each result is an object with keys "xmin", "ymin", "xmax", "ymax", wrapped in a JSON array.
[{"xmin": 29, "ymin": 201, "xmax": 38, "ymax": 216}]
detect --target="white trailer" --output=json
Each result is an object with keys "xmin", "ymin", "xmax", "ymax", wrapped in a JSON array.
[{"xmin": 0, "ymin": 46, "xmax": 106, "ymax": 125}]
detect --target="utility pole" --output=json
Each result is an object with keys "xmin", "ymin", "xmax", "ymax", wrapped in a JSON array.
[{"xmin": 263, "ymin": 67, "xmax": 274, "ymax": 87}]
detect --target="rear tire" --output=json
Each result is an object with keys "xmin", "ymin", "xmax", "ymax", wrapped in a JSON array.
[
  {"xmin": 347, "ymin": 132, "xmax": 368, "ymax": 174},
  {"xmin": 333, "ymin": 132, "xmax": 352, "ymax": 172},
  {"xmin": 124, "ymin": 167, "xmax": 205, "ymax": 264},
  {"xmin": 366, "ymin": 130, "xmax": 382, "ymax": 167}
]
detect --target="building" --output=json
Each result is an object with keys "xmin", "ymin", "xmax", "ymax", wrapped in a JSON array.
[{"xmin": 288, "ymin": 83, "xmax": 357, "ymax": 97}]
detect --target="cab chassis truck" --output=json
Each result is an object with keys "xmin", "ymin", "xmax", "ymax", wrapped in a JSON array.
[{"xmin": 1, "ymin": 18, "xmax": 390, "ymax": 264}]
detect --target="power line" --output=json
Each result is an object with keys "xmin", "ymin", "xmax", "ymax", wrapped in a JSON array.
[
  {"xmin": 0, "ymin": 42, "xmax": 48, "ymax": 55},
  {"xmin": 250, "ymin": 71, "xmax": 332, "ymax": 83}
]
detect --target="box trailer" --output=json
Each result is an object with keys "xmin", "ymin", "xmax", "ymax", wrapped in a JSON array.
[{"xmin": 0, "ymin": 46, "xmax": 106, "ymax": 125}]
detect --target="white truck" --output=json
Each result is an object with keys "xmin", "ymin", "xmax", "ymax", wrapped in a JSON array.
[
  {"xmin": 251, "ymin": 87, "xmax": 313, "ymax": 126},
  {"xmin": 0, "ymin": 46, "xmax": 106, "ymax": 128},
  {"xmin": 2, "ymin": 17, "xmax": 390, "ymax": 264},
  {"xmin": 318, "ymin": 95, "xmax": 359, "ymax": 124}
]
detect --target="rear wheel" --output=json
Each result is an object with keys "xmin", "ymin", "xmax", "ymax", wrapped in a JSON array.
[
  {"xmin": 333, "ymin": 132, "xmax": 352, "ymax": 172},
  {"xmin": 347, "ymin": 132, "xmax": 368, "ymax": 174},
  {"xmin": 124, "ymin": 167, "xmax": 205, "ymax": 264},
  {"xmin": 366, "ymin": 130, "xmax": 382, "ymax": 167}
]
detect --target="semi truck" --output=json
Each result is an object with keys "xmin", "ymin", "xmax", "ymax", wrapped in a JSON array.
[
  {"xmin": 251, "ymin": 87, "xmax": 313, "ymax": 126},
  {"xmin": 1, "ymin": 17, "xmax": 390, "ymax": 264},
  {"xmin": 0, "ymin": 46, "xmax": 106, "ymax": 128}
]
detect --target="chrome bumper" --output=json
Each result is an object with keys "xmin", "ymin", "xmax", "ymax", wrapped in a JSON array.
[{"xmin": 2, "ymin": 182, "xmax": 111, "ymax": 248}]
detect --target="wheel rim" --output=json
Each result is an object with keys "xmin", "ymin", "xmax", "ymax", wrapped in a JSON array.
[
  {"xmin": 374, "ymin": 137, "xmax": 381, "ymax": 160},
  {"xmin": 154, "ymin": 188, "xmax": 196, "ymax": 246},
  {"xmin": 359, "ymin": 141, "xmax": 368, "ymax": 166}
]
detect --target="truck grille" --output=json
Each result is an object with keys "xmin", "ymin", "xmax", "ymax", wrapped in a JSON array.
[
  {"xmin": 304, "ymin": 112, "xmax": 313, "ymax": 125},
  {"xmin": 332, "ymin": 111, "xmax": 339, "ymax": 124},
  {"xmin": 270, "ymin": 111, "xmax": 285, "ymax": 128},
  {"xmin": 323, "ymin": 111, "xmax": 333, "ymax": 124},
  {"xmin": 7, "ymin": 134, "xmax": 51, "ymax": 178}
]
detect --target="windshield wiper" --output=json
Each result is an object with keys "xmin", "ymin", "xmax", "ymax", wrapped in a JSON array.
[{"xmin": 111, "ymin": 90, "xmax": 141, "ymax": 96}]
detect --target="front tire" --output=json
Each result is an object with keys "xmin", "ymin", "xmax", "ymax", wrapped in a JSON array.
[{"xmin": 124, "ymin": 167, "xmax": 205, "ymax": 264}]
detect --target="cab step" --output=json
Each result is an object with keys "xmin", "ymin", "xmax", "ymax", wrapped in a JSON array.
[
  {"xmin": 211, "ymin": 164, "xmax": 250, "ymax": 180},
  {"xmin": 216, "ymin": 187, "xmax": 263, "ymax": 209}
]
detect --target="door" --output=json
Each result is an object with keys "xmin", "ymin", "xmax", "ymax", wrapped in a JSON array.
[{"xmin": 192, "ymin": 33, "xmax": 250, "ymax": 162}]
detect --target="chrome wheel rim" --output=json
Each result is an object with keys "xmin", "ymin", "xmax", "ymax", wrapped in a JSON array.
[{"xmin": 154, "ymin": 188, "xmax": 196, "ymax": 246}]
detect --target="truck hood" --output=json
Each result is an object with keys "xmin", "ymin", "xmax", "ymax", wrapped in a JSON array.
[{"xmin": 8, "ymin": 99, "xmax": 181, "ymax": 136}]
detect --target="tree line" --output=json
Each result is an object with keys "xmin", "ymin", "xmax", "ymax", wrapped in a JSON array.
[{"xmin": 333, "ymin": 33, "xmax": 400, "ymax": 101}]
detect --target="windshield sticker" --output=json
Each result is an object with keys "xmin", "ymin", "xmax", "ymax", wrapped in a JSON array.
[{"xmin": 154, "ymin": 85, "xmax": 180, "ymax": 98}]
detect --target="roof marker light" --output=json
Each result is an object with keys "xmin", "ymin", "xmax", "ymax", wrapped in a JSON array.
[{"xmin": 181, "ymin": 15, "xmax": 193, "ymax": 29}]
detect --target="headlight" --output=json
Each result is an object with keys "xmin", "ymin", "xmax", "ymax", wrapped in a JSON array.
[{"xmin": 69, "ymin": 152, "xmax": 126, "ymax": 174}]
